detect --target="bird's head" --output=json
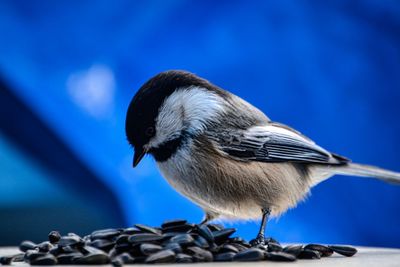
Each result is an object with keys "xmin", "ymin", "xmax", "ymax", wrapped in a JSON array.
[{"xmin": 125, "ymin": 70, "xmax": 226, "ymax": 167}]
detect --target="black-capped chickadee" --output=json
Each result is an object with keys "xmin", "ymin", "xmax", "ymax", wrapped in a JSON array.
[{"xmin": 125, "ymin": 70, "xmax": 400, "ymax": 246}]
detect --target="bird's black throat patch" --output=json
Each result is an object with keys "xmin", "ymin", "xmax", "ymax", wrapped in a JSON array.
[{"xmin": 149, "ymin": 135, "xmax": 185, "ymax": 162}]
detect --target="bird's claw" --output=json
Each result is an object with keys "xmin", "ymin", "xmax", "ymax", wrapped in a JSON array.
[{"xmin": 249, "ymin": 234, "xmax": 266, "ymax": 247}]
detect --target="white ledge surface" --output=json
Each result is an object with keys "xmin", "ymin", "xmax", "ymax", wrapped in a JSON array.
[{"xmin": 1, "ymin": 246, "xmax": 400, "ymax": 267}]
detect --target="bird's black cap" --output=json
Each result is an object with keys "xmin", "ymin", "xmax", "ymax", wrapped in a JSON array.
[{"xmin": 125, "ymin": 70, "xmax": 225, "ymax": 167}]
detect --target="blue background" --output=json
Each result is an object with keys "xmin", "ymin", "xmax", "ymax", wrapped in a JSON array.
[{"xmin": 0, "ymin": 1, "xmax": 399, "ymax": 247}]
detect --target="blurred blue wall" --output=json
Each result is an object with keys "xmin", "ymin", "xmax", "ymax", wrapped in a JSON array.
[{"xmin": 0, "ymin": 0, "xmax": 399, "ymax": 247}]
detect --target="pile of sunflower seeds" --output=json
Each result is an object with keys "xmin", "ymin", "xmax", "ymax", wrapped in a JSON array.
[{"xmin": 0, "ymin": 219, "xmax": 357, "ymax": 265}]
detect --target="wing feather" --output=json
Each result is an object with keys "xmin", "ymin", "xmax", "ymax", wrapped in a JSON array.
[{"xmin": 210, "ymin": 123, "xmax": 348, "ymax": 165}]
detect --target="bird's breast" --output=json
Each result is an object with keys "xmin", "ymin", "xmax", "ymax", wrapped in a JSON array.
[{"xmin": 156, "ymin": 144, "xmax": 215, "ymax": 210}]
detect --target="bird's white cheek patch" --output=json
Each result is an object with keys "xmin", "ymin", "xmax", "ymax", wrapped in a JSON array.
[
  {"xmin": 176, "ymin": 86, "xmax": 225, "ymax": 132},
  {"xmin": 148, "ymin": 86, "xmax": 224, "ymax": 148}
]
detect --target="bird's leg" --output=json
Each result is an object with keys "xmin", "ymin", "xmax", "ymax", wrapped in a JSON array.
[
  {"xmin": 200, "ymin": 211, "xmax": 218, "ymax": 225},
  {"xmin": 250, "ymin": 208, "xmax": 271, "ymax": 247}
]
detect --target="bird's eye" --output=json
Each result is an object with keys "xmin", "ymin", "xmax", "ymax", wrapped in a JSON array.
[{"xmin": 145, "ymin": 126, "xmax": 155, "ymax": 137}]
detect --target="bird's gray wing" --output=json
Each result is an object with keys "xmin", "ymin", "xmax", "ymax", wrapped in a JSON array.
[{"xmin": 209, "ymin": 123, "xmax": 348, "ymax": 165}]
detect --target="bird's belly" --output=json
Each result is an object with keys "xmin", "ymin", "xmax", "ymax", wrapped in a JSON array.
[
  {"xmin": 156, "ymin": 148, "xmax": 312, "ymax": 219},
  {"xmin": 156, "ymin": 155, "xmax": 245, "ymax": 217}
]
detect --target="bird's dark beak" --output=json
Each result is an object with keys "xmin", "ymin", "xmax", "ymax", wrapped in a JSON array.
[{"xmin": 133, "ymin": 146, "xmax": 146, "ymax": 167}]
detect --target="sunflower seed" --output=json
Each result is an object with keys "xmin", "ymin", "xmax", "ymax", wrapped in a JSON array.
[
  {"xmin": 12, "ymin": 253, "xmax": 25, "ymax": 262},
  {"xmin": 162, "ymin": 223, "xmax": 194, "ymax": 233},
  {"xmin": 19, "ymin": 240, "xmax": 37, "ymax": 252},
  {"xmin": 72, "ymin": 253, "xmax": 109, "ymax": 264},
  {"xmin": 113, "ymin": 252, "xmax": 135, "ymax": 264},
  {"xmin": 213, "ymin": 228, "xmax": 236, "ymax": 244},
  {"xmin": 37, "ymin": 242, "xmax": 54, "ymax": 253},
  {"xmin": 48, "ymin": 231, "xmax": 61, "ymax": 244},
  {"xmin": 81, "ymin": 245, "xmax": 107, "ymax": 255},
  {"xmin": 115, "ymin": 234, "xmax": 129, "ymax": 244},
  {"xmin": 197, "ymin": 224, "xmax": 214, "ymax": 243},
  {"xmin": 0, "ymin": 255, "xmax": 17, "ymax": 265},
  {"xmin": 29, "ymin": 254, "xmax": 57, "ymax": 265},
  {"xmin": 220, "ymin": 244, "xmax": 239, "ymax": 253},
  {"xmin": 134, "ymin": 224, "xmax": 161, "ymax": 235},
  {"xmin": 176, "ymin": 253, "xmax": 193, "ymax": 263},
  {"xmin": 265, "ymin": 237, "xmax": 280, "ymax": 245},
  {"xmin": 194, "ymin": 235, "xmax": 210, "ymax": 248},
  {"xmin": 186, "ymin": 246, "xmax": 213, "ymax": 262},
  {"xmin": 298, "ymin": 249, "xmax": 321, "ymax": 259},
  {"xmin": 91, "ymin": 229, "xmax": 121, "ymax": 240},
  {"xmin": 111, "ymin": 258, "xmax": 123, "ymax": 267},
  {"xmin": 56, "ymin": 252, "xmax": 83, "ymax": 264},
  {"xmin": 233, "ymin": 248, "xmax": 264, "ymax": 261},
  {"xmin": 145, "ymin": 249, "xmax": 176, "ymax": 263},
  {"xmin": 122, "ymin": 227, "xmax": 142, "ymax": 235},
  {"xmin": 59, "ymin": 246, "xmax": 76, "ymax": 254},
  {"xmin": 25, "ymin": 251, "xmax": 48, "ymax": 262},
  {"xmin": 305, "ymin": 244, "xmax": 333, "ymax": 257},
  {"xmin": 265, "ymin": 251, "xmax": 297, "ymax": 262},
  {"xmin": 58, "ymin": 235, "xmax": 83, "ymax": 248},
  {"xmin": 161, "ymin": 219, "xmax": 188, "ymax": 228},
  {"xmin": 329, "ymin": 245, "xmax": 358, "ymax": 257},
  {"xmin": 128, "ymin": 233, "xmax": 163, "ymax": 244},
  {"xmin": 87, "ymin": 239, "xmax": 115, "ymax": 251},
  {"xmin": 169, "ymin": 234, "xmax": 194, "ymax": 246},
  {"xmin": 214, "ymin": 252, "xmax": 236, "ymax": 262},
  {"xmin": 164, "ymin": 242, "xmax": 182, "ymax": 254},
  {"xmin": 140, "ymin": 243, "xmax": 162, "ymax": 255},
  {"xmin": 231, "ymin": 243, "xmax": 249, "ymax": 251},
  {"xmin": 229, "ymin": 237, "xmax": 250, "ymax": 247},
  {"xmin": 267, "ymin": 242, "xmax": 283, "ymax": 252},
  {"xmin": 283, "ymin": 244, "xmax": 303, "ymax": 257}
]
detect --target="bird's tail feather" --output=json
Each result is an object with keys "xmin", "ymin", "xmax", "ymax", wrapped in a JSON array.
[{"xmin": 332, "ymin": 163, "xmax": 400, "ymax": 185}]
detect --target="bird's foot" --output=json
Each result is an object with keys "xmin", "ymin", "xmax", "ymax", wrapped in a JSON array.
[
  {"xmin": 264, "ymin": 237, "xmax": 279, "ymax": 244},
  {"xmin": 249, "ymin": 234, "xmax": 266, "ymax": 248},
  {"xmin": 250, "ymin": 236, "xmax": 280, "ymax": 250}
]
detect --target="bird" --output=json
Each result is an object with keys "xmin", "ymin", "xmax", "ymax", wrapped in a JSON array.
[{"xmin": 125, "ymin": 70, "xmax": 400, "ymax": 246}]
